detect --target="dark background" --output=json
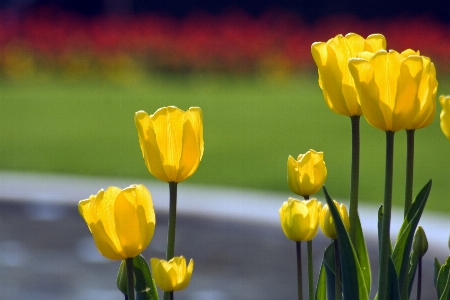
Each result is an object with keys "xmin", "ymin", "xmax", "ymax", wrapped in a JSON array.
[{"xmin": 1, "ymin": 0, "xmax": 450, "ymax": 22}]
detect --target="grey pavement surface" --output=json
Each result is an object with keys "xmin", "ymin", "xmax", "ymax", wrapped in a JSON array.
[{"xmin": 0, "ymin": 171, "xmax": 449, "ymax": 299}]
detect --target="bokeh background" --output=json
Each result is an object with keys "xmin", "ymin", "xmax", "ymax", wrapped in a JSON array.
[{"xmin": 0, "ymin": 0, "xmax": 450, "ymax": 299}]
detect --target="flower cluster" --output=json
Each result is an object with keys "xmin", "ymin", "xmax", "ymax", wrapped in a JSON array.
[
  {"xmin": 79, "ymin": 106, "xmax": 203, "ymax": 299},
  {"xmin": 1, "ymin": 8, "xmax": 450, "ymax": 78}
]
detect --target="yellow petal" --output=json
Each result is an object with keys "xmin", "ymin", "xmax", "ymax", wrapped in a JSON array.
[
  {"xmin": 177, "ymin": 110, "xmax": 202, "ymax": 181},
  {"xmin": 440, "ymin": 95, "xmax": 450, "ymax": 140},
  {"xmin": 364, "ymin": 34, "xmax": 386, "ymax": 52},
  {"xmin": 151, "ymin": 106, "xmax": 185, "ymax": 181},
  {"xmin": 177, "ymin": 258, "xmax": 194, "ymax": 290},
  {"xmin": 287, "ymin": 155, "xmax": 301, "ymax": 195},
  {"xmin": 135, "ymin": 111, "xmax": 169, "ymax": 182}
]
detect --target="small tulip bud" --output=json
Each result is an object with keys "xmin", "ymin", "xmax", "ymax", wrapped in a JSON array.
[{"xmin": 413, "ymin": 226, "xmax": 428, "ymax": 258}]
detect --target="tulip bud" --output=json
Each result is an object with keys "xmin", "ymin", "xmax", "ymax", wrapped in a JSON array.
[
  {"xmin": 279, "ymin": 198, "xmax": 322, "ymax": 242},
  {"xmin": 439, "ymin": 95, "xmax": 450, "ymax": 141},
  {"xmin": 150, "ymin": 256, "xmax": 194, "ymax": 292},
  {"xmin": 287, "ymin": 149, "xmax": 327, "ymax": 197},
  {"xmin": 413, "ymin": 226, "xmax": 428, "ymax": 258},
  {"xmin": 319, "ymin": 200, "xmax": 350, "ymax": 239}
]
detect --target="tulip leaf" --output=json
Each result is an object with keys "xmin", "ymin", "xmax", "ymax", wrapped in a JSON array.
[
  {"xmin": 392, "ymin": 180, "xmax": 432, "ymax": 297},
  {"xmin": 436, "ymin": 256, "xmax": 450, "ymax": 300},
  {"xmin": 116, "ymin": 260, "xmax": 128, "ymax": 296},
  {"xmin": 436, "ymin": 258, "xmax": 443, "ymax": 287},
  {"xmin": 133, "ymin": 255, "xmax": 159, "ymax": 300},
  {"xmin": 355, "ymin": 213, "xmax": 371, "ymax": 294},
  {"xmin": 315, "ymin": 260, "xmax": 327, "ymax": 300},
  {"xmin": 407, "ymin": 252, "xmax": 419, "ymax": 298},
  {"xmin": 323, "ymin": 242, "xmax": 336, "ymax": 300},
  {"xmin": 387, "ymin": 255, "xmax": 400, "ymax": 300},
  {"xmin": 323, "ymin": 186, "xmax": 369, "ymax": 300}
]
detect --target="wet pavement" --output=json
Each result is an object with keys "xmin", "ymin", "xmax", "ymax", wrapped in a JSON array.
[{"xmin": 0, "ymin": 171, "xmax": 448, "ymax": 299}]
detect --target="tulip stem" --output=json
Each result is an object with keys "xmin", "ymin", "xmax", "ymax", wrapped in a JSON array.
[
  {"xmin": 417, "ymin": 257, "xmax": 422, "ymax": 300},
  {"xmin": 378, "ymin": 131, "xmax": 395, "ymax": 300},
  {"xmin": 296, "ymin": 241, "xmax": 303, "ymax": 300},
  {"xmin": 405, "ymin": 129, "xmax": 415, "ymax": 217},
  {"xmin": 126, "ymin": 258, "xmax": 135, "ymax": 300},
  {"xmin": 166, "ymin": 182, "xmax": 178, "ymax": 260},
  {"xmin": 307, "ymin": 240, "xmax": 314, "ymax": 300},
  {"xmin": 334, "ymin": 240, "xmax": 341, "ymax": 300},
  {"xmin": 164, "ymin": 182, "xmax": 178, "ymax": 300},
  {"xmin": 349, "ymin": 115, "xmax": 360, "ymax": 245}
]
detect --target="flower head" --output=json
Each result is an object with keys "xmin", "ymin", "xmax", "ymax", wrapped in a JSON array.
[
  {"xmin": 287, "ymin": 149, "xmax": 327, "ymax": 197},
  {"xmin": 349, "ymin": 49, "xmax": 437, "ymax": 132},
  {"xmin": 78, "ymin": 184, "xmax": 155, "ymax": 260},
  {"xmin": 319, "ymin": 200, "xmax": 350, "ymax": 240},
  {"xmin": 439, "ymin": 95, "xmax": 450, "ymax": 140},
  {"xmin": 151, "ymin": 256, "xmax": 194, "ymax": 292},
  {"xmin": 311, "ymin": 33, "xmax": 386, "ymax": 116},
  {"xmin": 135, "ymin": 106, "xmax": 204, "ymax": 182},
  {"xmin": 279, "ymin": 198, "xmax": 322, "ymax": 242}
]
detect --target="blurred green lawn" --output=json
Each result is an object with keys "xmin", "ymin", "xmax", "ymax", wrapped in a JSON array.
[{"xmin": 1, "ymin": 73, "xmax": 449, "ymax": 213}]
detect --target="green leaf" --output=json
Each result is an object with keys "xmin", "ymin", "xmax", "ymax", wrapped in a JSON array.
[
  {"xmin": 355, "ymin": 213, "xmax": 371, "ymax": 294},
  {"xmin": 407, "ymin": 252, "xmax": 419, "ymax": 298},
  {"xmin": 323, "ymin": 242, "xmax": 336, "ymax": 300},
  {"xmin": 387, "ymin": 255, "xmax": 400, "ymax": 300},
  {"xmin": 323, "ymin": 186, "xmax": 369, "ymax": 300},
  {"xmin": 116, "ymin": 260, "xmax": 128, "ymax": 296},
  {"xmin": 436, "ymin": 256, "xmax": 450, "ymax": 300},
  {"xmin": 391, "ymin": 180, "xmax": 431, "ymax": 299},
  {"xmin": 435, "ymin": 258, "xmax": 443, "ymax": 287},
  {"xmin": 315, "ymin": 261, "xmax": 327, "ymax": 300},
  {"xmin": 133, "ymin": 255, "xmax": 159, "ymax": 300}
]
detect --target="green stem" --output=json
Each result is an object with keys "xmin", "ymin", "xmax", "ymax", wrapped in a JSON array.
[
  {"xmin": 166, "ymin": 182, "xmax": 178, "ymax": 260},
  {"xmin": 349, "ymin": 116, "xmax": 360, "ymax": 245},
  {"xmin": 164, "ymin": 182, "xmax": 178, "ymax": 300},
  {"xmin": 378, "ymin": 131, "xmax": 395, "ymax": 300},
  {"xmin": 296, "ymin": 241, "xmax": 303, "ymax": 300},
  {"xmin": 405, "ymin": 130, "xmax": 415, "ymax": 217},
  {"xmin": 334, "ymin": 240, "xmax": 341, "ymax": 300},
  {"xmin": 417, "ymin": 257, "xmax": 422, "ymax": 300},
  {"xmin": 126, "ymin": 258, "xmax": 135, "ymax": 300},
  {"xmin": 307, "ymin": 240, "xmax": 314, "ymax": 300}
]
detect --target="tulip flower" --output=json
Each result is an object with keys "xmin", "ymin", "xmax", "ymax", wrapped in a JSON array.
[
  {"xmin": 279, "ymin": 198, "xmax": 322, "ymax": 242},
  {"xmin": 78, "ymin": 184, "xmax": 155, "ymax": 260},
  {"xmin": 311, "ymin": 33, "xmax": 386, "ymax": 116},
  {"xmin": 348, "ymin": 49, "xmax": 438, "ymax": 132},
  {"xmin": 319, "ymin": 200, "xmax": 350, "ymax": 240},
  {"xmin": 151, "ymin": 256, "xmax": 194, "ymax": 292},
  {"xmin": 439, "ymin": 95, "xmax": 450, "ymax": 141},
  {"xmin": 135, "ymin": 106, "xmax": 204, "ymax": 183},
  {"xmin": 287, "ymin": 149, "xmax": 327, "ymax": 197}
]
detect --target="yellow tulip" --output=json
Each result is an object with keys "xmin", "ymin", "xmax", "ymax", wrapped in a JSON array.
[
  {"xmin": 135, "ymin": 106, "xmax": 204, "ymax": 182},
  {"xmin": 319, "ymin": 200, "xmax": 350, "ymax": 240},
  {"xmin": 311, "ymin": 33, "xmax": 386, "ymax": 116},
  {"xmin": 150, "ymin": 256, "xmax": 194, "ymax": 292},
  {"xmin": 279, "ymin": 198, "xmax": 322, "ymax": 242},
  {"xmin": 348, "ymin": 49, "xmax": 438, "ymax": 132},
  {"xmin": 287, "ymin": 149, "xmax": 327, "ymax": 197},
  {"xmin": 439, "ymin": 95, "xmax": 450, "ymax": 140},
  {"xmin": 78, "ymin": 184, "xmax": 156, "ymax": 260}
]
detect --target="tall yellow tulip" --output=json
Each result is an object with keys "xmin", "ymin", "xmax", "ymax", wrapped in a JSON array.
[
  {"xmin": 287, "ymin": 149, "xmax": 327, "ymax": 197},
  {"xmin": 319, "ymin": 200, "xmax": 350, "ymax": 240},
  {"xmin": 439, "ymin": 95, "xmax": 450, "ymax": 140},
  {"xmin": 151, "ymin": 256, "xmax": 194, "ymax": 292},
  {"xmin": 279, "ymin": 198, "xmax": 321, "ymax": 242},
  {"xmin": 135, "ymin": 106, "xmax": 204, "ymax": 182},
  {"xmin": 311, "ymin": 33, "xmax": 386, "ymax": 116},
  {"xmin": 348, "ymin": 49, "xmax": 438, "ymax": 132},
  {"xmin": 78, "ymin": 184, "xmax": 156, "ymax": 260}
]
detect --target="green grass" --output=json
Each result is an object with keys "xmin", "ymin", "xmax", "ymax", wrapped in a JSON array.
[{"xmin": 1, "ymin": 72, "xmax": 450, "ymax": 213}]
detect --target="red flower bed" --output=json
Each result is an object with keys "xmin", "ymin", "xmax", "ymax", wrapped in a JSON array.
[{"xmin": 0, "ymin": 7, "xmax": 449, "ymax": 78}]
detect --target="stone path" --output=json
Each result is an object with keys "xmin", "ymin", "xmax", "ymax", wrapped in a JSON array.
[{"xmin": 0, "ymin": 171, "xmax": 448, "ymax": 299}]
